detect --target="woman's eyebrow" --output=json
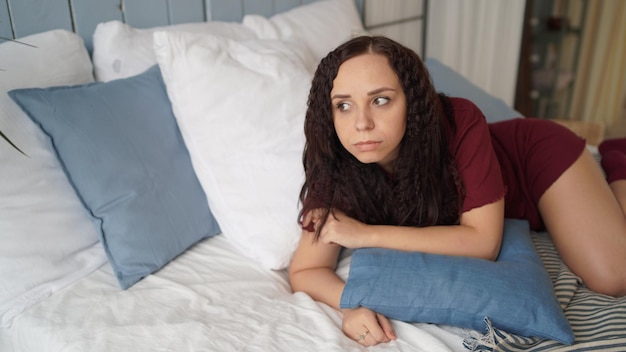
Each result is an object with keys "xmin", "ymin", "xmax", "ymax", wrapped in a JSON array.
[
  {"xmin": 331, "ymin": 94, "xmax": 350, "ymax": 100},
  {"xmin": 368, "ymin": 87, "xmax": 395, "ymax": 96},
  {"xmin": 331, "ymin": 87, "xmax": 396, "ymax": 100}
]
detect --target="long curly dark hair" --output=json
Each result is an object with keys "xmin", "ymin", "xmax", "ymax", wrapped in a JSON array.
[{"xmin": 299, "ymin": 36, "xmax": 464, "ymax": 239}]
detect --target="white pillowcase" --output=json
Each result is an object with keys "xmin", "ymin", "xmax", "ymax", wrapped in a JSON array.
[
  {"xmin": 92, "ymin": 20, "xmax": 258, "ymax": 82},
  {"xmin": 0, "ymin": 30, "xmax": 107, "ymax": 327},
  {"xmin": 242, "ymin": 0, "xmax": 364, "ymax": 62},
  {"xmin": 154, "ymin": 31, "xmax": 313, "ymax": 270}
]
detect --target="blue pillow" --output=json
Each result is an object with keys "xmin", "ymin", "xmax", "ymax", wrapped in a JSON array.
[
  {"xmin": 340, "ymin": 219, "xmax": 574, "ymax": 344},
  {"xmin": 425, "ymin": 58, "xmax": 523, "ymax": 123},
  {"xmin": 9, "ymin": 65, "xmax": 221, "ymax": 289}
]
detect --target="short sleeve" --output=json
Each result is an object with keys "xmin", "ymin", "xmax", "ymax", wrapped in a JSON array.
[{"xmin": 449, "ymin": 98, "xmax": 506, "ymax": 212}]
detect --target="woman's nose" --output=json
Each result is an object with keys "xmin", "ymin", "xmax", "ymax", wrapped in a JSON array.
[{"xmin": 355, "ymin": 108, "xmax": 374, "ymax": 131}]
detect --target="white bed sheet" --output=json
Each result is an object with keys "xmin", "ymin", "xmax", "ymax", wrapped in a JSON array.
[{"xmin": 1, "ymin": 234, "xmax": 470, "ymax": 352}]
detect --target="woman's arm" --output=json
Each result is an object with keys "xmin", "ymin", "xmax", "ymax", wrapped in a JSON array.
[
  {"xmin": 318, "ymin": 197, "xmax": 505, "ymax": 260},
  {"xmin": 289, "ymin": 229, "xmax": 344, "ymax": 308},
  {"xmin": 289, "ymin": 215, "xmax": 397, "ymax": 345}
]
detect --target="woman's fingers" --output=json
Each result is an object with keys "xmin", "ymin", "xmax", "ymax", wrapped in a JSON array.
[
  {"xmin": 343, "ymin": 307, "xmax": 393, "ymax": 346},
  {"xmin": 377, "ymin": 313, "xmax": 397, "ymax": 340},
  {"xmin": 302, "ymin": 208, "xmax": 323, "ymax": 233},
  {"xmin": 355, "ymin": 323, "xmax": 389, "ymax": 346},
  {"xmin": 355, "ymin": 329, "xmax": 370, "ymax": 344}
]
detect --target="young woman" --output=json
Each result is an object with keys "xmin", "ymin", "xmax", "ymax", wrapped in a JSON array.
[{"xmin": 289, "ymin": 35, "xmax": 626, "ymax": 346}]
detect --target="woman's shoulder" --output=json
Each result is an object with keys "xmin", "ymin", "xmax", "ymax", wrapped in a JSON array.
[
  {"xmin": 448, "ymin": 97, "xmax": 483, "ymax": 114},
  {"xmin": 447, "ymin": 97, "xmax": 486, "ymax": 128}
]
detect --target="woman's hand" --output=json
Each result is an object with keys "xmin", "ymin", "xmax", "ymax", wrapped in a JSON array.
[
  {"xmin": 342, "ymin": 307, "xmax": 396, "ymax": 346},
  {"xmin": 319, "ymin": 210, "xmax": 369, "ymax": 249}
]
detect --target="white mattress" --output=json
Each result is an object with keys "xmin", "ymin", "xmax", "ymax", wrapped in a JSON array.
[{"xmin": 1, "ymin": 234, "xmax": 470, "ymax": 352}]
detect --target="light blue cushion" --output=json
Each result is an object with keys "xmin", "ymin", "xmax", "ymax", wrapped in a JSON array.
[
  {"xmin": 425, "ymin": 58, "xmax": 522, "ymax": 123},
  {"xmin": 9, "ymin": 65, "xmax": 221, "ymax": 289},
  {"xmin": 340, "ymin": 219, "xmax": 574, "ymax": 344}
]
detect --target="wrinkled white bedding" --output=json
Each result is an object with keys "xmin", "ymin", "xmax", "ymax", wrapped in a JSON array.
[{"xmin": 1, "ymin": 234, "xmax": 470, "ymax": 352}]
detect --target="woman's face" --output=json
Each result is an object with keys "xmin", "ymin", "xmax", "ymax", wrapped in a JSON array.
[{"xmin": 330, "ymin": 53, "xmax": 407, "ymax": 173}]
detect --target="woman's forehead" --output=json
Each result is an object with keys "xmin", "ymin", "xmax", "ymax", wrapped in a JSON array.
[{"xmin": 332, "ymin": 54, "xmax": 399, "ymax": 93}]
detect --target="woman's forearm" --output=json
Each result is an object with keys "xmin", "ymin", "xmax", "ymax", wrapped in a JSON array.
[
  {"xmin": 290, "ymin": 267, "xmax": 345, "ymax": 309},
  {"xmin": 289, "ymin": 228, "xmax": 346, "ymax": 309},
  {"xmin": 366, "ymin": 223, "xmax": 501, "ymax": 260},
  {"xmin": 361, "ymin": 199, "xmax": 505, "ymax": 260}
]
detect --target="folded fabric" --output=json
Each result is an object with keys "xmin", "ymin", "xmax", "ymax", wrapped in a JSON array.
[
  {"xmin": 9, "ymin": 65, "xmax": 221, "ymax": 289},
  {"xmin": 340, "ymin": 218, "xmax": 574, "ymax": 344}
]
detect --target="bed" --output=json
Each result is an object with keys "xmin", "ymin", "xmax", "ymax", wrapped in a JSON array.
[{"xmin": 1, "ymin": 1, "xmax": 625, "ymax": 351}]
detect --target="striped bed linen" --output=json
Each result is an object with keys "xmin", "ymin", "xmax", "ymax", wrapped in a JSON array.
[{"xmin": 466, "ymin": 231, "xmax": 626, "ymax": 351}]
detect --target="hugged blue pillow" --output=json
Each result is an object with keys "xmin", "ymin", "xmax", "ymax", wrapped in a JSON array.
[
  {"xmin": 425, "ymin": 58, "xmax": 523, "ymax": 123},
  {"xmin": 9, "ymin": 65, "xmax": 221, "ymax": 289},
  {"xmin": 340, "ymin": 219, "xmax": 574, "ymax": 344}
]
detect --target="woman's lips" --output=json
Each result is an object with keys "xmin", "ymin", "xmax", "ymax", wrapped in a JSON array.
[{"xmin": 354, "ymin": 140, "xmax": 381, "ymax": 151}]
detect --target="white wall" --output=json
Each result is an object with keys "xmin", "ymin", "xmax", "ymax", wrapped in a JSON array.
[
  {"xmin": 363, "ymin": 0, "xmax": 425, "ymax": 56},
  {"xmin": 426, "ymin": 0, "xmax": 526, "ymax": 107}
]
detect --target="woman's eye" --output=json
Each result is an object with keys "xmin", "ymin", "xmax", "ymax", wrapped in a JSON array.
[
  {"xmin": 373, "ymin": 97, "xmax": 390, "ymax": 106},
  {"xmin": 336, "ymin": 102, "xmax": 351, "ymax": 112}
]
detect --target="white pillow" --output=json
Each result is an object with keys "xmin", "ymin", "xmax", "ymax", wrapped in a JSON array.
[
  {"xmin": 242, "ymin": 0, "xmax": 364, "ymax": 62},
  {"xmin": 0, "ymin": 29, "xmax": 107, "ymax": 327},
  {"xmin": 92, "ymin": 20, "xmax": 258, "ymax": 82},
  {"xmin": 153, "ymin": 31, "xmax": 313, "ymax": 270}
]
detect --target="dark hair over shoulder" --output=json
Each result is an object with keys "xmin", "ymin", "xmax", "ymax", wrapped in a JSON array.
[{"xmin": 299, "ymin": 36, "xmax": 464, "ymax": 238}]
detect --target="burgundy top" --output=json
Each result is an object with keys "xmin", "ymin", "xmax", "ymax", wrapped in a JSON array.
[
  {"xmin": 451, "ymin": 97, "xmax": 585, "ymax": 230},
  {"xmin": 447, "ymin": 98, "xmax": 506, "ymax": 214}
]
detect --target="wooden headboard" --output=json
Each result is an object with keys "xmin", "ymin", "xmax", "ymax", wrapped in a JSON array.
[{"xmin": 0, "ymin": 0, "xmax": 426, "ymax": 56}]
